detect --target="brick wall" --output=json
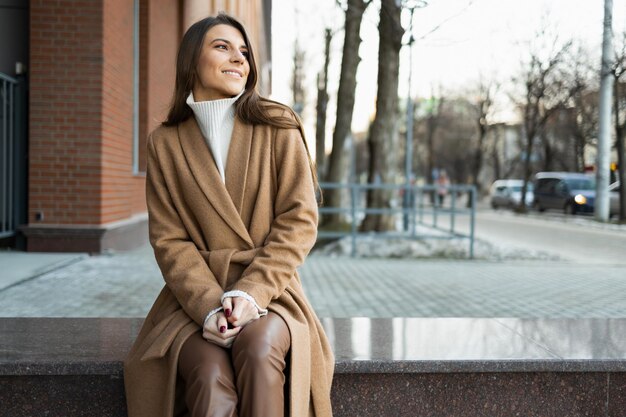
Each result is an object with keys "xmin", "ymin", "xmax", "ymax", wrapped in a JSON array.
[
  {"xmin": 133, "ymin": 0, "xmax": 181, "ymax": 215},
  {"xmin": 101, "ymin": 0, "xmax": 135, "ymax": 223},
  {"xmin": 141, "ymin": 0, "xmax": 179, "ymax": 156},
  {"xmin": 29, "ymin": 0, "xmax": 104, "ymax": 225},
  {"xmin": 27, "ymin": 0, "xmax": 269, "ymax": 240}
]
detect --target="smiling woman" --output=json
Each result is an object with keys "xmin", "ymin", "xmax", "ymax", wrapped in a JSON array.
[
  {"xmin": 123, "ymin": 13, "xmax": 333, "ymax": 417},
  {"xmin": 194, "ymin": 25, "xmax": 250, "ymax": 101}
]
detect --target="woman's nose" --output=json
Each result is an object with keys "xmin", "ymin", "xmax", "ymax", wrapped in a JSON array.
[{"xmin": 231, "ymin": 50, "xmax": 245, "ymax": 62}]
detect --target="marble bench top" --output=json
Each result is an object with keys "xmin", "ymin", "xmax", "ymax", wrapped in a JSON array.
[{"xmin": 1, "ymin": 317, "xmax": 625, "ymax": 376}]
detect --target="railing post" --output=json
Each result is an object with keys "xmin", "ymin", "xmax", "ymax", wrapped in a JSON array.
[
  {"xmin": 411, "ymin": 185, "xmax": 417, "ymax": 237},
  {"xmin": 418, "ymin": 187, "xmax": 424, "ymax": 225},
  {"xmin": 450, "ymin": 186, "xmax": 456, "ymax": 234},
  {"xmin": 350, "ymin": 184, "xmax": 357, "ymax": 257},
  {"xmin": 469, "ymin": 186, "xmax": 476, "ymax": 259},
  {"xmin": 433, "ymin": 187, "xmax": 439, "ymax": 229}
]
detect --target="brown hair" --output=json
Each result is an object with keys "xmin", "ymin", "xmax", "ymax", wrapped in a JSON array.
[{"xmin": 163, "ymin": 13, "xmax": 320, "ymax": 200}]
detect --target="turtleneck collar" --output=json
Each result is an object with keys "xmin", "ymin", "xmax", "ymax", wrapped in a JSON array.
[{"xmin": 186, "ymin": 90, "xmax": 244, "ymax": 181}]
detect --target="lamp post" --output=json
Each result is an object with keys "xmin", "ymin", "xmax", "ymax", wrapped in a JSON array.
[{"xmin": 402, "ymin": 1, "xmax": 426, "ymax": 230}]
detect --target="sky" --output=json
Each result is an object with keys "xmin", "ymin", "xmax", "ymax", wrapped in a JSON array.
[{"xmin": 271, "ymin": 0, "xmax": 626, "ymax": 148}]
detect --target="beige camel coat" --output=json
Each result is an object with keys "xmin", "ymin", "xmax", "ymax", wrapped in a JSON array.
[{"xmin": 123, "ymin": 110, "xmax": 334, "ymax": 417}]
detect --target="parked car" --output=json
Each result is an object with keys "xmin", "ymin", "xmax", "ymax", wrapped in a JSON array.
[
  {"xmin": 490, "ymin": 179, "xmax": 534, "ymax": 209},
  {"xmin": 533, "ymin": 172, "xmax": 595, "ymax": 214},
  {"xmin": 610, "ymin": 181, "xmax": 620, "ymax": 217}
]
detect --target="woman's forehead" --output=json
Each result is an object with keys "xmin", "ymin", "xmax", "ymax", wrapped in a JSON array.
[{"xmin": 205, "ymin": 24, "xmax": 246, "ymax": 47}]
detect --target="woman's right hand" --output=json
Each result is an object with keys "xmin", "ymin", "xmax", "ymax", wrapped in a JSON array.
[{"xmin": 202, "ymin": 311, "xmax": 241, "ymax": 348}]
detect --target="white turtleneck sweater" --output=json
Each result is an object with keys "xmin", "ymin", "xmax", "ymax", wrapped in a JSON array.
[
  {"xmin": 186, "ymin": 90, "xmax": 268, "ymax": 326},
  {"xmin": 186, "ymin": 90, "xmax": 244, "ymax": 182}
]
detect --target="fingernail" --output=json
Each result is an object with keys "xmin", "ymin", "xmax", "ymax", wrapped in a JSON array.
[
  {"xmin": 225, "ymin": 309, "xmax": 231, "ymax": 317},
  {"xmin": 220, "ymin": 326, "xmax": 226, "ymax": 333}
]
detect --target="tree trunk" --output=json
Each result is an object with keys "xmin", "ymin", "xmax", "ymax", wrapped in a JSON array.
[
  {"xmin": 315, "ymin": 28, "xmax": 332, "ymax": 180},
  {"xmin": 291, "ymin": 42, "xmax": 305, "ymax": 115},
  {"xmin": 520, "ymin": 87, "xmax": 538, "ymax": 213},
  {"xmin": 360, "ymin": 0, "xmax": 403, "ymax": 232},
  {"xmin": 469, "ymin": 97, "xmax": 489, "ymax": 206},
  {"xmin": 541, "ymin": 130, "xmax": 554, "ymax": 171},
  {"xmin": 323, "ymin": 0, "xmax": 369, "ymax": 226},
  {"xmin": 491, "ymin": 126, "xmax": 501, "ymax": 180}
]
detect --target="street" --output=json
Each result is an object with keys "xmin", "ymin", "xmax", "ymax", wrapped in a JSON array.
[{"xmin": 450, "ymin": 207, "xmax": 626, "ymax": 265}]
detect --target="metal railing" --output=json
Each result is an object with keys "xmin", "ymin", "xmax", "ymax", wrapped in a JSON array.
[
  {"xmin": 318, "ymin": 182, "xmax": 476, "ymax": 258},
  {"xmin": 1, "ymin": 73, "xmax": 18, "ymax": 239}
]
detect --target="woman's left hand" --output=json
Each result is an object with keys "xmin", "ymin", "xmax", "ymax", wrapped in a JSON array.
[{"xmin": 222, "ymin": 296, "xmax": 260, "ymax": 328}]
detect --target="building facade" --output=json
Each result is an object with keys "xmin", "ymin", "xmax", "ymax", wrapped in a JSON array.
[{"xmin": 0, "ymin": 0, "xmax": 271, "ymax": 252}]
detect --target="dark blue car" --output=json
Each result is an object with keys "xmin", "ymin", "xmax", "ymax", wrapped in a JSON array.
[{"xmin": 533, "ymin": 172, "xmax": 596, "ymax": 215}]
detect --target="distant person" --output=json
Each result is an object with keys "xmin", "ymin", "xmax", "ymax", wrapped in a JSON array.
[
  {"xmin": 124, "ymin": 13, "xmax": 333, "ymax": 417},
  {"xmin": 437, "ymin": 170, "xmax": 450, "ymax": 206}
]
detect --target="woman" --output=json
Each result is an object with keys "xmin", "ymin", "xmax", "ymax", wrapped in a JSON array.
[{"xmin": 124, "ymin": 13, "xmax": 334, "ymax": 417}]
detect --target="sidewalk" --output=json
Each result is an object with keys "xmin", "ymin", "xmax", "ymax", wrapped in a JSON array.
[
  {"xmin": 1, "ymin": 244, "xmax": 625, "ymax": 318},
  {"xmin": 0, "ymin": 251, "xmax": 86, "ymax": 291}
]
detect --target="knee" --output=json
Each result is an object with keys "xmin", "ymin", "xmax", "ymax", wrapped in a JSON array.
[
  {"xmin": 185, "ymin": 360, "xmax": 231, "ymax": 389},
  {"xmin": 231, "ymin": 315, "xmax": 290, "ymax": 372},
  {"xmin": 232, "ymin": 335, "xmax": 287, "ymax": 389},
  {"xmin": 232, "ymin": 331, "xmax": 277, "ymax": 366}
]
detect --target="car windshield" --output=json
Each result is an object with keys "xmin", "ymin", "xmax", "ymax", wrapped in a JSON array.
[
  {"xmin": 509, "ymin": 184, "xmax": 533, "ymax": 192},
  {"xmin": 565, "ymin": 178, "xmax": 595, "ymax": 190}
]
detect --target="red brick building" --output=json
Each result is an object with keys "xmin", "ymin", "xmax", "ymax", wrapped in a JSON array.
[{"xmin": 0, "ymin": 0, "xmax": 271, "ymax": 253}]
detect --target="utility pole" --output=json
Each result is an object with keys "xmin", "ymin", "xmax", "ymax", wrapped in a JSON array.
[
  {"xmin": 596, "ymin": 0, "xmax": 614, "ymax": 222},
  {"xmin": 403, "ymin": 6, "xmax": 416, "ymax": 231}
]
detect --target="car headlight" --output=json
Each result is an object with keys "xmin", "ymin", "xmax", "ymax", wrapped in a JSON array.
[{"xmin": 574, "ymin": 194, "xmax": 587, "ymax": 205}]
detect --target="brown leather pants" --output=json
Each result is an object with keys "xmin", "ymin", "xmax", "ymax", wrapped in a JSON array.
[{"xmin": 178, "ymin": 312, "xmax": 291, "ymax": 417}]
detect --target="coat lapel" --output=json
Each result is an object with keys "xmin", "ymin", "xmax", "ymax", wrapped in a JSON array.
[
  {"xmin": 177, "ymin": 117, "xmax": 253, "ymax": 247},
  {"xmin": 225, "ymin": 116, "xmax": 252, "ymax": 215}
]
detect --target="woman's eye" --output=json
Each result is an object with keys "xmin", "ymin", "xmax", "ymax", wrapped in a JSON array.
[
  {"xmin": 241, "ymin": 51, "xmax": 249, "ymax": 58},
  {"xmin": 215, "ymin": 44, "xmax": 227, "ymax": 50}
]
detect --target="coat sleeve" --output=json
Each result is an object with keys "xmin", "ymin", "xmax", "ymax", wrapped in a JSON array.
[
  {"xmin": 146, "ymin": 133, "xmax": 224, "ymax": 326},
  {"xmin": 229, "ymin": 126, "xmax": 318, "ymax": 309}
]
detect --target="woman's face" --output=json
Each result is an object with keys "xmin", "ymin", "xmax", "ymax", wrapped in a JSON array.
[{"xmin": 193, "ymin": 24, "xmax": 250, "ymax": 101}]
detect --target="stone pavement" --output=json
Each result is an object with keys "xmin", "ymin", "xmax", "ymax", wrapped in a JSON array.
[
  {"xmin": 0, "ymin": 251, "xmax": 86, "ymax": 291},
  {"xmin": 1, "ymin": 244, "xmax": 625, "ymax": 318}
]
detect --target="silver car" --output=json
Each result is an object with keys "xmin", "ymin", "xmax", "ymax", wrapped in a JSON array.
[{"xmin": 490, "ymin": 179, "xmax": 534, "ymax": 209}]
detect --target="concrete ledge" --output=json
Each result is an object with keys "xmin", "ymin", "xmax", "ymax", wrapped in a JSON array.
[
  {"xmin": 20, "ymin": 213, "xmax": 148, "ymax": 254},
  {"xmin": 2, "ymin": 318, "xmax": 626, "ymax": 416}
]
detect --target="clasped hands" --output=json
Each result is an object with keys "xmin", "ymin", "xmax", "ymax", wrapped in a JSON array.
[{"xmin": 202, "ymin": 296, "xmax": 260, "ymax": 347}]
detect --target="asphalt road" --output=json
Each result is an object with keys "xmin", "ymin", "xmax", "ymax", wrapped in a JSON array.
[{"xmin": 455, "ymin": 208, "xmax": 626, "ymax": 265}]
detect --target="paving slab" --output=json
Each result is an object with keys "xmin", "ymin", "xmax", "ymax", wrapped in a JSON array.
[
  {"xmin": 0, "ymin": 251, "xmax": 86, "ymax": 291},
  {"xmin": 1, "ymin": 245, "xmax": 626, "ymax": 318}
]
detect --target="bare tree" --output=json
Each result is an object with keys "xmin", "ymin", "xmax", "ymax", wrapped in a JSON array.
[
  {"xmin": 415, "ymin": 93, "xmax": 445, "ymax": 186},
  {"xmin": 514, "ymin": 33, "xmax": 573, "ymax": 211},
  {"xmin": 323, "ymin": 0, "xmax": 371, "ymax": 226},
  {"xmin": 438, "ymin": 99, "xmax": 475, "ymax": 184},
  {"xmin": 291, "ymin": 40, "xmax": 306, "ymax": 115},
  {"xmin": 490, "ymin": 124, "xmax": 503, "ymax": 180},
  {"xmin": 315, "ymin": 28, "xmax": 333, "ymax": 179},
  {"xmin": 564, "ymin": 44, "xmax": 599, "ymax": 172},
  {"xmin": 534, "ymin": 44, "xmax": 598, "ymax": 174},
  {"xmin": 468, "ymin": 79, "xmax": 498, "ymax": 197},
  {"xmin": 361, "ymin": 0, "xmax": 404, "ymax": 232}
]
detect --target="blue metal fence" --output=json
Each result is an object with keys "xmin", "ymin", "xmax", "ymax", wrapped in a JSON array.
[{"xmin": 318, "ymin": 182, "xmax": 476, "ymax": 258}]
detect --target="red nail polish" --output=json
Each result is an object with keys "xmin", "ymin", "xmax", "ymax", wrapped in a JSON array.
[
  {"xmin": 220, "ymin": 326, "xmax": 226, "ymax": 333},
  {"xmin": 225, "ymin": 309, "xmax": 231, "ymax": 317}
]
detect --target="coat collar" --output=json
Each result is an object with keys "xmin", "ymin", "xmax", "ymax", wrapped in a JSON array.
[{"xmin": 178, "ymin": 115, "xmax": 254, "ymax": 247}]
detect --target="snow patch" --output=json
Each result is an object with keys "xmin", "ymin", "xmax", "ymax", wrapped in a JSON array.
[{"xmin": 315, "ymin": 235, "xmax": 563, "ymax": 261}]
